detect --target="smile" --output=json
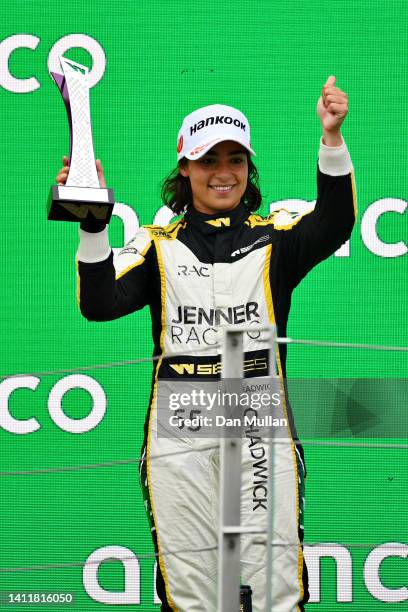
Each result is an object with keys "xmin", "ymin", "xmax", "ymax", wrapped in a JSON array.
[{"xmin": 209, "ymin": 185, "xmax": 235, "ymax": 192}]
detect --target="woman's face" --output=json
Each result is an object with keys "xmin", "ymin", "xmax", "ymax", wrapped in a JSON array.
[{"xmin": 179, "ymin": 140, "xmax": 248, "ymax": 214}]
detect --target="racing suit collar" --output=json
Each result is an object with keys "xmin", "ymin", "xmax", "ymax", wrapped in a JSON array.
[{"xmin": 185, "ymin": 201, "xmax": 250, "ymax": 234}]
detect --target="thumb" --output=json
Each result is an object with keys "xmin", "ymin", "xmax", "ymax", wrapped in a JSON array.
[
  {"xmin": 95, "ymin": 159, "xmax": 106, "ymax": 187},
  {"xmin": 324, "ymin": 75, "xmax": 336, "ymax": 87}
]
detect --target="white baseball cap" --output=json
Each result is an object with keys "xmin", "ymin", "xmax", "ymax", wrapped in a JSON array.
[{"xmin": 176, "ymin": 104, "xmax": 256, "ymax": 161}]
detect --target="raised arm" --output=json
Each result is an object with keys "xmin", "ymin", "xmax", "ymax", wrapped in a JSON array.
[{"xmin": 279, "ymin": 76, "xmax": 356, "ymax": 288}]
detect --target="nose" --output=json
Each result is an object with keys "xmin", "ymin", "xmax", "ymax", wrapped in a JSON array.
[{"xmin": 213, "ymin": 159, "xmax": 234, "ymax": 177}]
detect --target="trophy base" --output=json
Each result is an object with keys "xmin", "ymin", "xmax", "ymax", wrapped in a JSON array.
[{"xmin": 47, "ymin": 185, "xmax": 115, "ymax": 222}]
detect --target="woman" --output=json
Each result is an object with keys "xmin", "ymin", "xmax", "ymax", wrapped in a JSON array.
[{"xmin": 56, "ymin": 76, "xmax": 355, "ymax": 611}]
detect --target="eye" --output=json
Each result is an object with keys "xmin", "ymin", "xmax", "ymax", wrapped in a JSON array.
[
  {"xmin": 200, "ymin": 157, "xmax": 215, "ymax": 165},
  {"xmin": 231, "ymin": 156, "xmax": 245, "ymax": 165}
]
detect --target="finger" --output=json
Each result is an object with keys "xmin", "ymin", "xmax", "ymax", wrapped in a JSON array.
[
  {"xmin": 56, "ymin": 170, "xmax": 69, "ymax": 183},
  {"xmin": 62, "ymin": 155, "xmax": 69, "ymax": 166},
  {"xmin": 322, "ymin": 94, "xmax": 347, "ymax": 113},
  {"xmin": 96, "ymin": 159, "xmax": 106, "ymax": 187},
  {"xmin": 324, "ymin": 93, "xmax": 348, "ymax": 104},
  {"xmin": 326, "ymin": 102, "xmax": 347, "ymax": 115},
  {"xmin": 323, "ymin": 88, "xmax": 346, "ymax": 99},
  {"xmin": 324, "ymin": 75, "xmax": 336, "ymax": 88}
]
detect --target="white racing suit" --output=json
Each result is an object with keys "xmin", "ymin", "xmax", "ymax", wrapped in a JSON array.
[{"xmin": 77, "ymin": 141, "xmax": 356, "ymax": 611}]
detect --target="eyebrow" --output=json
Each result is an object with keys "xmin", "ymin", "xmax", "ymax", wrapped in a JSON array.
[{"xmin": 204, "ymin": 149, "xmax": 246, "ymax": 157}]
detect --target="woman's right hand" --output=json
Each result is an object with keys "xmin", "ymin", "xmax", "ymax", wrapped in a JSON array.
[
  {"xmin": 55, "ymin": 155, "xmax": 70, "ymax": 185},
  {"xmin": 55, "ymin": 156, "xmax": 107, "ymax": 188}
]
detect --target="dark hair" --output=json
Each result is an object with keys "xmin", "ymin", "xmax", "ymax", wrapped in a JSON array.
[{"xmin": 161, "ymin": 153, "xmax": 262, "ymax": 215}]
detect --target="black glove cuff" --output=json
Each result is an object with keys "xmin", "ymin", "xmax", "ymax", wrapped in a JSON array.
[{"xmin": 80, "ymin": 220, "xmax": 107, "ymax": 233}]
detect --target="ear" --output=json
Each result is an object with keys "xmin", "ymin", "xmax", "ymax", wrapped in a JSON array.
[{"xmin": 179, "ymin": 162, "xmax": 189, "ymax": 177}]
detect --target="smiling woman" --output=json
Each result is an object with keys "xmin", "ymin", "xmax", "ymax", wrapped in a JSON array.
[
  {"xmin": 161, "ymin": 104, "xmax": 262, "ymax": 215},
  {"xmin": 66, "ymin": 83, "xmax": 356, "ymax": 611},
  {"xmin": 179, "ymin": 141, "xmax": 249, "ymax": 214}
]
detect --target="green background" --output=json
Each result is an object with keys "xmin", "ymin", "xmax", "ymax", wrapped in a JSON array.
[{"xmin": 0, "ymin": 0, "xmax": 407, "ymax": 609}]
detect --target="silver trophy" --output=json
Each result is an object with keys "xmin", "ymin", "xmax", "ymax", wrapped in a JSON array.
[{"xmin": 48, "ymin": 56, "xmax": 115, "ymax": 222}]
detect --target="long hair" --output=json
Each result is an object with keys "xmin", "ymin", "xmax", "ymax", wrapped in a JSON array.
[{"xmin": 161, "ymin": 153, "xmax": 262, "ymax": 215}]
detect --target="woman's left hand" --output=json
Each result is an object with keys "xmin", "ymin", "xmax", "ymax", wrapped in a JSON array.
[{"xmin": 317, "ymin": 75, "xmax": 348, "ymax": 134}]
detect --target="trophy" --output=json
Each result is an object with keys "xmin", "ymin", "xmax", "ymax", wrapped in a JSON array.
[{"xmin": 48, "ymin": 56, "xmax": 115, "ymax": 222}]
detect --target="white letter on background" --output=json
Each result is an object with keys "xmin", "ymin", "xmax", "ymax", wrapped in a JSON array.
[
  {"xmin": 0, "ymin": 376, "xmax": 40, "ymax": 434},
  {"xmin": 48, "ymin": 34, "xmax": 105, "ymax": 88},
  {"xmin": 47, "ymin": 374, "xmax": 106, "ymax": 434},
  {"xmin": 0, "ymin": 35, "xmax": 40, "ymax": 93},
  {"xmin": 83, "ymin": 546, "xmax": 140, "ymax": 604},
  {"xmin": 364, "ymin": 543, "xmax": 408, "ymax": 602}
]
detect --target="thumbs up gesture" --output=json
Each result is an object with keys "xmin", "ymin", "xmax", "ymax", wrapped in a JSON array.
[{"xmin": 317, "ymin": 76, "xmax": 348, "ymax": 135}]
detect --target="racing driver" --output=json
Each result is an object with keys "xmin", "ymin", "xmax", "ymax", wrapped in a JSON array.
[{"xmin": 56, "ymin": 75, "xmax": 356, "ymax": 611}]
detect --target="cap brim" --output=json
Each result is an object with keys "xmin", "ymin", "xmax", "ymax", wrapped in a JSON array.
[{"xmin": 182, "ymin": 136, "xmax": 256, "ymax": 160}]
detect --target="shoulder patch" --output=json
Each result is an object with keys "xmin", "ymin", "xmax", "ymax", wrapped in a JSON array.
[
  {"xmin": 269, "ymin": 200, "xmax": 315, "ymax": 230},
  {"xmin": 114, "ymin": 226, "xmax": 152, "ymax": 278},
  {"xmin": 245, "ymin": 213, "xmax": 276, "ymax": 228},
  {"xmin": 145, "ymin": 217, "xmax": 186, "ymax": 240},
  {"xmin": 247, "ymin": 201, "xmax": 316, "ymax": 231}
]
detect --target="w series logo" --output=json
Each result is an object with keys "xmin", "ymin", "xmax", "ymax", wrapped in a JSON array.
[{"xmin": 205, "ymin": 217, "xmax": 230, "ymax": 228}]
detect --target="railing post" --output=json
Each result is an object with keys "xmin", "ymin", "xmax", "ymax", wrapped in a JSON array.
[
  {"xmin": 217, "ymin": 328, "xmax": 243, "ymax": 612},
  {"xmin": 265, "ymin": 325, "xmax": 278, "ymax": 612}
]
